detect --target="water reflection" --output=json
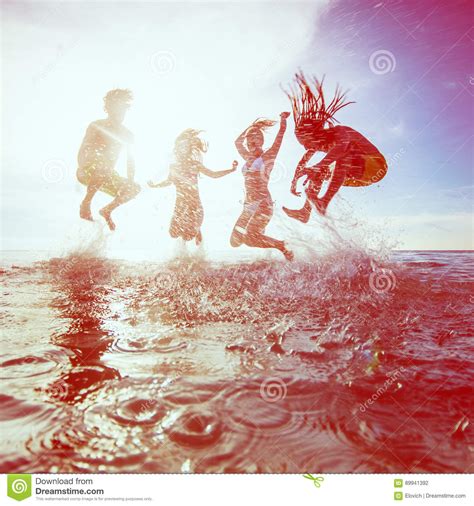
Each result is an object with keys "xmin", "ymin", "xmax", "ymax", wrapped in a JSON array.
[{"xmin": 47, "ymin": 257, "xmax": 120, "ymax": 404}]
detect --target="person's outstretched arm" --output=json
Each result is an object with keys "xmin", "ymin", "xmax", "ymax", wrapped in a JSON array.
[
  {"xmin": 264, "ymin": 112, "xmax": 290, "ymax": 162},
  {"xmin": 200, "ymin": 161, "xmax": 238, "ymax": 178},
  {"xmin": 235, "ymin": 126, "xmax": 251, "ymax": 159},
  {"xmin": 147, "ymin": 177, "xmax": 172, "ymax": 188},
  {"xmin": 147, "ymin": 167, "xmax": 173, "ymax": 188}
]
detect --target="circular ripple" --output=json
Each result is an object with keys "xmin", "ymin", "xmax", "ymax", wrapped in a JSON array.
[
  {"xmin": 114, "ymin": 336, "xmax": 187, "ymax": 354},
  {"xmin": 162, "ymin": 380, "xmax": 223, "ymax": 406},
  {"xmin": 111, "ymin": 398, "xmax": 167, "ymax": 426},
  {"xmin": 27, "ymin": 380, "xmax": 172, "ymax": 472},
  {"xmin": 224, "ymin": 382, "xmax": 293, "ymax": 433},
  {"xmin": 0, "ymin": 351, "xmax": 64, "ymax": 379},
  {"xmin": 83, "ymin": 382, "xmax": 168, "ymax": 435},
  {"xmin": 167, "ymin": 410, "xmax": 222, "ymax": 448}
]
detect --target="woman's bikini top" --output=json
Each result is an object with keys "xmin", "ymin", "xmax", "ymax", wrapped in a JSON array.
[
  {"xmin": 242, "ymin": 157, "xmax": 271, "ymax": 200},
  {"xmin": 242, "ymin": 157, "xmax": 265, "ymax": 176}
]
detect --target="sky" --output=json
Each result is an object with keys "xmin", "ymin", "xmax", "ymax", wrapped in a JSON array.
[{"xmin": 1, "ymin": 0, "xmax": 473, "ymax": 258}]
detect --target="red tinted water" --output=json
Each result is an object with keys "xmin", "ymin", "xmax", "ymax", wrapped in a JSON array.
[{"xmin": 0, "ymin": 251, "xmax": 473, "ymax": 472}]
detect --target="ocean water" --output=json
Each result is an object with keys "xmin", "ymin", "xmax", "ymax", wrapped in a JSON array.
[{"xmin": 0, "ymin": 249, "xmax": 473, "ymax": 473}]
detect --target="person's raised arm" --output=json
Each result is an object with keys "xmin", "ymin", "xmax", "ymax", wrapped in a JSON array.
[
  {"xmin": 264, "ymin": 112, "xmax": 290, "ymax": 162},
  {"xmin": 235, "ymin": 126, "xmax": 251, "ymax": 159},
  {"xmin": 199, "ymin": 161, "xmax": 238, "ymax": 178}
]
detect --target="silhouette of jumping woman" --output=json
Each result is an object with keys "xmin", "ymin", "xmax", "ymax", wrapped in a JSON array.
[
  {"xmin": 231, "ymin": 113, "xmax": 293, "ymax": 261},
  {"xmin": 148, "ymin": 129, "xmax": 237, "ymax": 244},
  {"xmin": 283, "ymin": 72, "xmax": 388, "ymax": 220},
  {"xmin": 77, "ymin": 89, "xmax": 140, "ymax": 231}
]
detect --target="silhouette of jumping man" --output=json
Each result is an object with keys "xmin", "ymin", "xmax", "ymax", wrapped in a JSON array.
[
  {"xmin": 231, "ymin": 113, "xmax": 294, "ymax": 261},
  {"xmin": 77, "ymin": 89, "xmax": 140, "ymax": 231},
  {"xmin": 283, "ymin": 72, "xmax": 388, "ymax": 220},
  {"xmin": 148, "ymin": 129, "xmax": 237, "ymax": 244}
]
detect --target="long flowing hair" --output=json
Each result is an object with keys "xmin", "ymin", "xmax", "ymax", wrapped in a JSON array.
[
  {"xmin": 174, "ymin": 129, "xmax": 208, "ymax": 166},
  {"xmin": 284, "ymin": 71, "xmax": 354, "ymax": 146}
]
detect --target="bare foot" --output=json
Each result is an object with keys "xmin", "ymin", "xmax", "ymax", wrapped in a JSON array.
[
  {"xmin": 282, "ymin": 206, "xmax": 310, "ymax": 223},
  {"xmin": 80, "ymin": 203, "xmax": 93, "ymax": 222},
  {"xmin": 99, "ymin": 208, "xmax": 116, "ymax": 231},
  {"xmin": 281, "ymin": 244, "xmax": 294, "ymax": 261},
  {"xmin": 195, "ymin": 230, "xmax": 203, "ymax": 245}
]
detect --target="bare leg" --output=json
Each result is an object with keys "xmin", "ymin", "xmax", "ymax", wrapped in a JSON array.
[
  {"xmin": 80, "ymin": 186, "xmax": 97, "ymax": 221},
  {"xmin": 99, "ymin": 181, "xmax": 140, "ymax": 231},
  {"xmin": 312, "ymin": 162, "xmax": 347, "ymax": 215},
  {"xmin": 282, "ymin": 199, "xmax": 312, "ymax": 223},
  {"xmin": 231, "ymin": 201, "xmax": 293, "ymax": 260},
  {"xmin": 230, "ymin": 208, "xmax": 253, "ymax": 247},
  {"xmin": 243, "ymin": 232, "xmax": 293, "ymax": 261},
  {"xmin": 284, "ymin": 171, "xmax": 327, "ymax": 222},
  {"xmin": 79, "ymin": 167, "xmax": 108, "ymax": 221},
  {"xmin": 245, "ymin": 208, "xmax": 294, "ymax": 261}
]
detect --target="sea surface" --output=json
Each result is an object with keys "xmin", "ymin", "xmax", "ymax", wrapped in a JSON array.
[{"xmin": 0, "ymin": 249, "xmax": 473, "ymax": 473}]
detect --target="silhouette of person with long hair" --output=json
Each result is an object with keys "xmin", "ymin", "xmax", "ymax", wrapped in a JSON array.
[
  {"xmin": 77, "ymin": 89, "xmax": 140, "ymax": 231},
  {"xmin": 282, "ymin": 72, "xmax": 388, "ymax": 220},
  {"xmin": 148, "ymin": 129, "xmax": 237, "ymax": 244},
  {"xmin": 230, "ymin": 113, "xmax": 294, "ymax": 260}
]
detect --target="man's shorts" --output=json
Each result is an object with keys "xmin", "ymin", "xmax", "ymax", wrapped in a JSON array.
[
  {"xmin": 344, "ymin": 154, "xmax": 388, "ymax": 187},
  {"xmin": 77, "ymin": 164, "xmax": 126, "ymax": 197}
]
